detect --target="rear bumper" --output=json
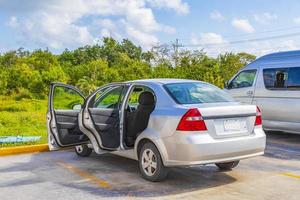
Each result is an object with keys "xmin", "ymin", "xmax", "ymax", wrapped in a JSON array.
[{"xmin": 157, "ymin": 127, "xmax": 266, "ymax": 167}]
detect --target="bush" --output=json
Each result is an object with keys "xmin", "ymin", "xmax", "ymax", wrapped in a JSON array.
[{"xmin": 13, "ymin": 88, "xmax": 32, "ymax": 101}]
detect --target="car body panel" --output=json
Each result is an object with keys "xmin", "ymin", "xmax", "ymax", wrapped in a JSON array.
[{"xmin": 158, "ymin": 127, "xmax": 265, "ymax": 166}]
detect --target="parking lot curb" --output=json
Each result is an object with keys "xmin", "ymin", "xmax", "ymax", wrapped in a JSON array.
[{"xmin": 0, "ymin": 144, "xmax": 49, "ymax": 156}]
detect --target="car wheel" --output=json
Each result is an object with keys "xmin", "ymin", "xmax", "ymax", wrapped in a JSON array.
[
  {"xmin": 75, "ymin": 145, "xmax": 92, "ymax": 157},
  {"xmin": 139, "ymin": 142, "xmax": 169, "ymax": 182},
  {"xmin": 215, "ymin": 160, "xmax": 240, "ymax": 170}
]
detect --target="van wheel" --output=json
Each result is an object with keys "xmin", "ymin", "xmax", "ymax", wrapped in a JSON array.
[
  {"xmin": 216, "ymin": 161, "xmax": 240, "ymax": 170},
  {"xmin": 139, "ymin": 142, "xmax": 169, "ymax": 182},
  {"xmin": 75, "ymin": 145, "xmax": 92, "ymax": 157}
]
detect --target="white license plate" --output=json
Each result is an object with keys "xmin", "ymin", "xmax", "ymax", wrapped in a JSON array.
[{"xmin": 223, "ymin": 119, "xmax": 247, "ymax": 131}]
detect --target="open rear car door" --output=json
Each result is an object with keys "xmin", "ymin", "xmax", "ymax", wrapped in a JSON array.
[
  {"xmin": 47, "ymin": 83, "xmax": 89, "ymax": 150},
  {"xmin": 80, "ymin": 84, "xmax": 127, "ymax": 153}
]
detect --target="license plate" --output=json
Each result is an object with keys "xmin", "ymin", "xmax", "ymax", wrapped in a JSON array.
[{"xmin": 223, "ymin": 119, "xmax": 246, "ymax": 131}]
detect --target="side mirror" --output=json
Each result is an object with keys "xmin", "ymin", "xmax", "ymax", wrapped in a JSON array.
[
  {"xmin": 72, "ymin": 104, "xmax": 82, "ymax": 110},
  {"xmin": 224, "ymin": 81, "xmax": 229, "ymax": 89}
]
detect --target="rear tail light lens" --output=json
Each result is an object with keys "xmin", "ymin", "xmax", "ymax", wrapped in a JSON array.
[
  {"xmin": 176, "ymin": 108, "xmax": 207, "ymax": 131},
  {"xmin": 255, "ymin": 106, "xmax": 262, "ymax": 126}
]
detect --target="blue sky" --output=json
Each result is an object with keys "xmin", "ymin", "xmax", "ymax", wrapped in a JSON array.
[{"xmin": 1, "ymin": 0, "xmax": 300, "ymax": 56}]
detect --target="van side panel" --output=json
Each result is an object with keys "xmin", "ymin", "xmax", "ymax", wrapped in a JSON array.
[{"xmin": 253, "ymin": 66, "xmax": 300, "ymax": 134}]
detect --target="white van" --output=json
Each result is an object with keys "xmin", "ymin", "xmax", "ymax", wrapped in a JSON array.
[{"xmin": 225, "ymin": 50, "xmax": 300, "ymax": 134}]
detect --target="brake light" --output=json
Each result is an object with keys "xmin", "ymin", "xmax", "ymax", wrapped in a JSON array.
[
  {"xmin": 176, "ymin": 108, "xmax": 207, "ymax": 131},
  {"xmin": 255, "ymin": 106, "xmax": 262, "ymax": 126}
]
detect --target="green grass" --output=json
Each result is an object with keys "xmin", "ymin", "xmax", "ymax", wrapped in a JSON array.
[{"xmin": 0, "ymin": 96, "xmax": 47, "ymax": 147}]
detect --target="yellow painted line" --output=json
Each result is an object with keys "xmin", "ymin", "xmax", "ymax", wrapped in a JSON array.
[
  {"xmin": 57, "ymin": 161, "xmax": 111, "ymax": 189},
  {"xmin": 281, "ymin": 172, "xmax": 300, "ymax": 179},
  {"xmin": 0, "ymin": 144, "xmax": 49, "ymax": 156}
]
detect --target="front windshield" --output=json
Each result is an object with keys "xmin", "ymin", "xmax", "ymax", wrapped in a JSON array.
[{"xmin": 164, "ymin": 82, "xmax": 235, "ymax": 104}]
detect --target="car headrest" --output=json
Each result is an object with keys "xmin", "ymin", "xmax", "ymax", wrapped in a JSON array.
[{"xmin": 138, "ymin": 91, "xmax": 155, "ymax": 105}]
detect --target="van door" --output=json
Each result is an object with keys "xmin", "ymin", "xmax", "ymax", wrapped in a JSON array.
[
  {"xmin": 47, "ymin": 83, "xmax": 89, "ymax": 150},
  {"xmin": 225, "ymin": 69, "xmax": 258, "ymax": 104},
  {"xmin": 254, "ymin": 67, "xmax": 300, "ymax": 133},
  {"xmin": 81, "ymin": 84, "xmax": 128, "ymax": 151}
]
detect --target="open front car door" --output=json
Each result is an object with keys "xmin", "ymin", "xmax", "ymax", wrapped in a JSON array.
[{"xmin": 47, "ymin": 83, "xmax": 89, "ymax": 150}]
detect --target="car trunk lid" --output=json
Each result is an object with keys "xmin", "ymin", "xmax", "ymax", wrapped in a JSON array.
[{"xmin": 183, "ymin": 103, "xmax": 257, "ymax": 138}]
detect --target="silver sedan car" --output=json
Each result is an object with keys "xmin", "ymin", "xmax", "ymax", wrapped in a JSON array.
[{"xmin": 47, "ymin": 79, "xmax": 266, "ymax": 181}]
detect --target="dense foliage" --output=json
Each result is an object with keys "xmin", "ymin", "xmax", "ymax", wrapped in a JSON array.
[{"xmin": 0, "ymin": 37, "xmax": 256, "ymax": 99}]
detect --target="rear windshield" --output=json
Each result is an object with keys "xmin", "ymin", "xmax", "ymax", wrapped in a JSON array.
[{"xmin": 164, "ymin": 82, "xmax": 235, "ymax": 104}]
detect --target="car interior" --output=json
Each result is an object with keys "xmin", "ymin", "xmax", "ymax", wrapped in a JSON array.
[
  {"xmin": 54, "ymin": 110, "xmax": 89, "ymax": 145},
  {"xmin": 124, "ymin": 86, "xmax": 156, "ymax": 147}
]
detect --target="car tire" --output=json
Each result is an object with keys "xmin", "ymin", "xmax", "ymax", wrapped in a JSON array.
[
  {"xmin": 139, "ymin": 142, "xmax": 169, "ymax": 182},
  {"xmin": 215, "ymin": 160, "xmax": 240, "ymax": 170},
  {"xmin": 75, "ymin": 145, "xmax": 92, "ymax": 157}
]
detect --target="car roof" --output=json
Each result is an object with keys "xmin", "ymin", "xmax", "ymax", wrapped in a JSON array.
[
  {"xmin": 126, "ymin": 78, "xmax": 205, "ymax": 85},
  {"xmin": 244, "ymin": 50, "xmax": 300, "ymax": 69}
]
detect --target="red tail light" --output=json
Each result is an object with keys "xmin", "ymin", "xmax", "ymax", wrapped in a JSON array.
[
  {"xmin": 255, "ymin": 106, "xmax": 262, "ymax": 126},
  {"xmin": 176, "ymin": 108, "xmax": 207, "ymax": 131}
]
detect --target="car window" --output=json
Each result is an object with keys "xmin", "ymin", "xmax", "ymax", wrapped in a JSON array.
[
  {"xmin": 92, "ymin": 87, "xmax": 110, "ymax": 107},
  {"xmin": 127, "ymin": 86, "xmax": 154, "ymax": 109},
  {"xmin": 165, "ymin": 82, "xmax": 235, "ymax": 104},
  {"xmin": 287, "ymin": 67, "xmax": 300, "ymax": 89},
  {"xmin": 228, "ymin": 70, "xmax": 257, "ymax": 89},
  {"xmin": 263, "ymin": 68, "xmax": 289, "ymax": 89},
  {"xmin": 53, "ymin": 86, "xmax": 84, "ymax": 110},
  {"xmin": 93, "ymin": 86, "xmax": 125, "ymax": 109}
]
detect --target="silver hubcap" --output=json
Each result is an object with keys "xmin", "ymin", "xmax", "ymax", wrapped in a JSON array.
[
  {"xmin": 141, "ymin": 149, "xmax": 157, "ymax": 176},
  {"xmin": 75, "ymin": 145, "xmax": 84, "ymax": 153}
]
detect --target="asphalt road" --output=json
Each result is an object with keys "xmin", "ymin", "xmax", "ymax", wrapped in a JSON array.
[{"xmin": 0, "ymin": 132, "xmax": 300, "ymax": 200}]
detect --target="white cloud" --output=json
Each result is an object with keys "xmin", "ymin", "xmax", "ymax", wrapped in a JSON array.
[
  {"xmin": 231, "ymin": 18, "xmax": 255, "ymax": 33},
  {"xmin": 210, "ymin": 10, "xmax": 225, "ymax": 21},
  {"xmin": 198, "ymin": 32, "xmax": 226, "ymax": 45},
  {"xmin": 253, "ymin": 12, "xmax": 277, "ymax": 24},
  {"xmin": 125, "ymin": 23, "xmax": 159, "ymax": 47},
  {"xmin": 190, "ymin": 32, "xmax": 228, "ymax": 56},
  {"xmin": 146, "ymin": 0, "xmax": 189, "ymax": 15},
  {"xmin": 294, "ymin": 17, "xmax": 300, "ymax": 24},
  {"xmin": 19, "ymin": 12, "xmax": 94, "ymax": 49},
  {"xmin": 3, "ymin": 0, "xmax": 187, "ymax": 50},
  {"xmin": 7, "ymin": 16, "xmax": 19, "ymax": 28},
  {"xmin": 242, "ymin": 39, "xmax": 299, "ymax": 56},
  {"xmin": 189, "ymin": 32, "xmax": 300, "ymax": 57}
]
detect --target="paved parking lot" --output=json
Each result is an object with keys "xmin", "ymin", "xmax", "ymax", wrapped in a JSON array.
[{"xmin": 0, "ymin": 132, "xmax": 300, "ymax": 200}]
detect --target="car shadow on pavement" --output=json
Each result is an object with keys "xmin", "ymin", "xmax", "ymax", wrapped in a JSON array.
[
  {"xmin": 264, "ymin": 131, "xmax": 300, "ymax": 161},
  {"xmin": 59, "ymin": 153, "xmax": 237, "ymax": 197},
  {"xmin": 0, "ymin": 151, "xmax": 236, "ymax": 197}
]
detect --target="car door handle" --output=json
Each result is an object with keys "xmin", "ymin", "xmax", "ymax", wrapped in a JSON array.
[{"xmin": 246, "ymin": 91, "xmax": 253, "ymax": 96}]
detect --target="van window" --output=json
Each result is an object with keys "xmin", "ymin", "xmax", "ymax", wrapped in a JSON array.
[
  {"xmin": 263, "ymin": 68, "xmax": 288, "ymax": 89},
  {"xmin": 287, "ymin": 67, "xmax": 300, "ymax": 89},
  {"xmin": 263, "ymin": 67, "xmax": 300, "ymax": 90},
  {"xmin": 228, "ymin": 70, "xmax": 257, "ymax": 89}
]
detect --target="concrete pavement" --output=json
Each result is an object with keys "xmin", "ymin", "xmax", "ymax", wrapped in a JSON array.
[{"xmin": 0, "ymin": 132, "xmax": 299, "ymax": 200}]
